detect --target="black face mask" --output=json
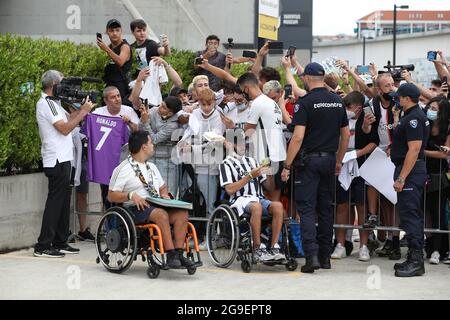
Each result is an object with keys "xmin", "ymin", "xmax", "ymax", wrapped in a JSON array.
[
  {"xmin": 382, "ymin": 92, "xmax": 393, "ymax": 101},
  {"xmin": 242, "ymin": 89, "xmax": 251, "ymax": 102}
]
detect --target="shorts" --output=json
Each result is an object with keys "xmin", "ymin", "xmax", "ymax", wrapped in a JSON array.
[
  {"xmin": 75, "ymin": 159, "xmax": 89, "ymax": 194},
  {"xmin": 244, "ymin": 198, "xmax": 272, "ymax": 217},
  {"xmin": 266, "ymin": 161, "xmax": 285, "ymax": 190},
  {"xmin": 335, "ymin": 176, "xmax": 365, "ymax": 205},
  {"xmin": 128, "ymin": 205, "xmax": 157, "ymax": 224}
]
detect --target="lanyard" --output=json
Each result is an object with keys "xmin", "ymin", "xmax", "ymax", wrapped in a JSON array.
[{"xmin": 127, "ymin": 156, "xmax": 158, "ymax": 197}]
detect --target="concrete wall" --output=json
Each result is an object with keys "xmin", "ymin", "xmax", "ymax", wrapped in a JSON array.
[{"xmin": 0, "ymin": 173, "xmax": 102, "ymax": 252}]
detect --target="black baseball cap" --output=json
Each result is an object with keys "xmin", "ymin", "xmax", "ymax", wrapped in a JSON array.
[
  {"xmin": 106, "ymin": 19, "xmax": 121, "ymax": 29},
  {"xmin": 301, "ymin": 62, "xmax": 325, "ymax": 76},
  {"xmin": 392, "ymin": 83, "xmax": 421, "ymax": 99},
  {"xmin": 169, "ymin": 87, "xmax": 188, "ymax": 97}
]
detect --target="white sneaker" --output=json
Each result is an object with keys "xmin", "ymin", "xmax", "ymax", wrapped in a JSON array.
[
  {"xmin": 429, "ymin": 251, "xmax": 440, "ymax": 265},
  {"xmin": 198, "ymin": 240, "xmax": 208, "ymax": 251},
  {"xmin": 359, "ymin": 245, "xmax": 370, "ymax": 262},
  {"xmin": 331, "ymin": 243, "xmax": 346, "ymax": 259}
]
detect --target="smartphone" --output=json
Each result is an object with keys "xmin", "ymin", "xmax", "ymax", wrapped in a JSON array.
[
  {"xmin": 427, "ymin": 51, "xmax": 438, "ymax": 61},
  {"xmin": 96, "ymin": 33, "xmax": 102, "ymax": 40},
  {"xmin": 363, "ymin": 106, "xmax": 373, "ymax": 115},
  {"xmin": 242, "ymin": 50, "xmax": 257, "ymax": 59},
  {"xmin": 356, "ymin": 65, "xmax": 370, "ymax": 74},
  {"xmin": 268, "ymin": 41, "xmax": 283, "ymax": 50},
  {"xmin": 194, "ymin": 57, "xmax": 203, "ymax": 65},
  {"xmin": 284, "ymin": 84, "xmax": 292, "ymax": 99},
  {"xmin": 286, "ymin": 46, "xmax": 296, "ymax": 57},
  {"xmin": 443, "ymin": 76, "xmax": 448, "ymax": 84}
]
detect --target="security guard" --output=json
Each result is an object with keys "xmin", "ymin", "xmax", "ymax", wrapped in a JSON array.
[
  {"xmin": 390, "ymin": 83, "xmax": 429, "ymax": 277},
  {"xmin": 281, "ymin": 63, "xmax": 350, "ymax": 273}
]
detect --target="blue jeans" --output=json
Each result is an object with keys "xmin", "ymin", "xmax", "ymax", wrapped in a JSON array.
[
  {"xmin": 152, "ymin": 158, "xmax": 179, "ymax": 198},
  {"xmin": 244, "ymin": 198, "xmax": 272, "ymax": 217}
]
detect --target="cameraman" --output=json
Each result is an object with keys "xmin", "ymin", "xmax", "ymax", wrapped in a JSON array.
[{"xmin": 34, "ymin": 70, "xmax": 94, "ymax": 258}]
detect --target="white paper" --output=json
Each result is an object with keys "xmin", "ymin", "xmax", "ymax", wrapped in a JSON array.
[{"xmin": 359, "ymin": 147, "xmax": 397, "ymax": 205}]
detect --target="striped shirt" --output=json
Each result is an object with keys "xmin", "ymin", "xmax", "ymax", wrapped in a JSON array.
[{"xmin": 219, "ymin": 155, "xmax": 266, "ymax": 204}]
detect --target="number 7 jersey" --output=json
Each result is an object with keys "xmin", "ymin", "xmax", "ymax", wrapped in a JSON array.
[{"xmin": 82, "ymin": 113, "xmax": 129, "ymax": 185}]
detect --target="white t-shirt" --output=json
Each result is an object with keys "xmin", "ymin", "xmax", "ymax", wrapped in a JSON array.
[
  {"xmin": 36, "ymin": 93, "xmax": 73, "ymax": 167},
  {"xmin": 109, "ymin": 159, "xmax": 165, "ymax": 205},
  {"xmin": 93, "ymin": 105, "xmax": 139, "ymax": 125},
  {"xmin": 223, "ymin": 102, "xmax": 251, "ymax": 130},
  {"xmin": 246, "ymin": 94, "xmax": 286, "ymax": 162},
  {"xmin": 139, "ymin": 60, "xmax": 169, "ymax": 107},
  {"xmin": 374, "ymin": 101, "xmax": 392, "ymax": 151}
]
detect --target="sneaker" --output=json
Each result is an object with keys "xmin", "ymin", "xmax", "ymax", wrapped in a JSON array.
[
  {"xmin": 389, "ymin": 248, "xmax": 401, "ymax": 260},
  {"xmin": 429, "ymin": 251, "xmax": 440, "ymax": 265},
  {"xmin": 442, "ymin": 252, "xmax": 450, "ymax": 265},
  {"xmin": 166, "ymin": 250, "xmax": 182, "ymax": 268},
  {"xmin": 268, "ymin": 244, "xmax": 285, "ymax": 261},
  {"xmin": 55, "ymin": 245, "xmax": 80, "ymax": 254},
  {"xmin": 78, "ymin": 228, "xmax": 95, "ymax": 242},
  {"xmin": 198, "ymin": 240, "xmax": 208, "ymax": 251},
  {"xmin": 177, "ymin": 249, "xmax": 195, "ymax": 268},
  {"xmin": 363, "ymin": 215, "xmax": 379, "ymax": 229},
  {"xmin": 34, "ymin": 248, "xmax": 65, "ymax": 258},
  {"xmin": 254, "ymin": 244, "xmax": 271, "ymax": 262},
  {"xmin": 359, "ymin": 245, "xmax": 370, "ymax": 262},
  {"xmin": 331, "ymin": 243, "xmax": 346, "ymax": 259},
  {"xmin": 376, "ymin": 239, "xmax": 393, "ymax": 257}
]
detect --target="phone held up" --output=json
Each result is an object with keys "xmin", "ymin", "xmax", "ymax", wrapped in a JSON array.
[
  {"xmin": 96, "ymin": 33, "xmax": 102, "ymax": 40},
  {"xmin": 286, "ymin": 46, "xmax": 296, "ymax": 58},
  {"xmin": 242, "ymin": 50, "xmax": 257, "ymax": 59},
  {"xmin": 427, "ymin": 51, "xmax": 438, "ymax": 61},
  {"xmin": 194, "ymin": 57, "xmax": 203, "ymax": 65},
  {"xmin": 284, "ymin": 84, "xmax": 292, "ymax": 99}
]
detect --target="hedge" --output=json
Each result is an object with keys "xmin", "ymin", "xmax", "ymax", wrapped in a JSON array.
[
  {"xmin": 0, "ymin": 34, "xmax": 197, "ymax": 173},
  {"xmin": 0, "ymin": 34, "xmax": 306, "ymax": 173}
]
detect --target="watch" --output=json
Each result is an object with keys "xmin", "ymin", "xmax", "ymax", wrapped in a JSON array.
[
  {"xmin": 245, "ymin": 172, "xmax": 254, "ymax": 180},
  {"xmin": 284, "ymin": 164, "xmax": 291, "ymax": 170},
  {"xmin": 128, "ymin": 191, "xmax": 134, "ymax": 201},
  {"xmin": 396, "ymin": 176, "xmax": 405, "ymax": 184}
]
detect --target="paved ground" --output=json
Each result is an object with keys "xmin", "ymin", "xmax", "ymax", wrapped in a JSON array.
[{"xmin": 1, "ymin": 239, "xmax": 449, "ymax": 300}]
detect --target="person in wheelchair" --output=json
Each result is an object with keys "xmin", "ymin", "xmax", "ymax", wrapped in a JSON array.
[
  {"xmin": 220, "ymin": 133, "xmax": 285, "ymax": 262},
  {"xmin": 108, "ymin": 130, "xmax": 195, "ymax": 269}
]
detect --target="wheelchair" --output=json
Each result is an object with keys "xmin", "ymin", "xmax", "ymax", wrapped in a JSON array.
[
  {"xmin": 95, "ymin": 206, "xmax": 202, "ymax": 279},
  {"xmin": 205, "ymin": 203, "xmax": 298, "ymax": 273}
]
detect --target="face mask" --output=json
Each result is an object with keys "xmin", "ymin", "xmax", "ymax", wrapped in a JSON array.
[
  {"xmin": 237, "ymin": 103, "xmax": 247, "ymax": 112},
  {"xmin": 418, "ymin": 101, "xmax": 426, "ymax": 109},
  {"xmin": 382, "ymin": 92, "xmax": 393, "ymax": 101},
  {"xmin": 346, "ymin": 110, "xmax": 356, "ymax": 120},
  {"xmin": 242, "ymin": 90, "xmax": 251, "ymax": 102},
  {"xmin": 427, "ymin": 110, "xmax": 438, "ymax": 121},
  {"xmin": 200, "ymin": 107, "xmax": 215, "ymax": 117}
]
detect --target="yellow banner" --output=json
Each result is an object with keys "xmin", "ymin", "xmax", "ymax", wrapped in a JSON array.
[{"xmin": 258, "ymin": 14, "xmax": 279, "ymax": 40}]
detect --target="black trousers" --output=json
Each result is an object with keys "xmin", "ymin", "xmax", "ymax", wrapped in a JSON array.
[
  {"xmin": 394, "ymin": 161, "xmax": 427, "ymax": 250},
  {"xmin": 294, "ymin": 154, "xmax": 336, "ymax": 258},
  {"xmin": 36, "ymin": 161, "xmax": 72, "ymax": 250}
]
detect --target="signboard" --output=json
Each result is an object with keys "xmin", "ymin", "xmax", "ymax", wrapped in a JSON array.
[
  {"xmin": 258, "ymin": 14, "xmax": 279, "ymax": 40},
  {"xmin": 282, "ymin": 13, "xmax": 301, "ymax": 26},
  {"xmin": 259, "ymin": 0, "xmax": 279, "ymax": 18}
]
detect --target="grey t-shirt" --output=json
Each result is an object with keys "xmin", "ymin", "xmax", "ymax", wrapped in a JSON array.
[{"xmin": 196, "ymin": 50, "xmax": 226, "ymax": 91}]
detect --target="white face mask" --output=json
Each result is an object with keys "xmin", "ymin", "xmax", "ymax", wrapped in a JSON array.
[
  {"xmin": 418, "ymin": 101, "xmax": 427, "ymax": 109},
  {"xmin": 346, "ymin": 110, "xmax": 356, "ymax": 120},
  {"xmin": 200, "ymin": 107, "xmax": 215, "ymax": 117}
]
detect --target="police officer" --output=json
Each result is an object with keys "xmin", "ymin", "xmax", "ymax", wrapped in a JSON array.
[
  {"xmin": 390, "ymin": 83, "xmax": 429, "ymax": 277},
  {"xmin": 281, "ymin": 63, "xmax": 350, "ymax": 273}
]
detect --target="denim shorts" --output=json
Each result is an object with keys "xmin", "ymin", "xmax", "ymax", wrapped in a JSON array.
[
  {"xmin": 244, "ymin": 198, "xmax": 272, "ymax": 217},
  {"xmin": 128, "ymin": 205, "xmax": 157, "ymax": 224}
]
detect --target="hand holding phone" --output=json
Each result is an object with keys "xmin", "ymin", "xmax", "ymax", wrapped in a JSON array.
[
  {"xmin": 242, "ymin": 50, "xmax": 257, "ymax": 59},
  {"xmin": 96, "ymin": 33, "xmax": 102, "ymax": 40},
  {"xmin": 286, "ymin": 46, "xmax": 296, "ymax": 58},
  {"xmin": 284, "ymin": 84, "xmax": 292, "ymax": 99},
  {"xmin": 427, "ymin": 51, "xmax": 438, "ymax": 61},
  {"xmin": 194, "ymin": 57, "xmax": 204, "ymax": 65},
  {"xmin": 363, "ymin": 106, "xmax": 373, "ymax": 115}
]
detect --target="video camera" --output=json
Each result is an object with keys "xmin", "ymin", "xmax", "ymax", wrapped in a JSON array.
[
  {"xmin": 51, "ymin": 77, "xmax": 101, "ymax": 110},
  {"xmin": 383, "ymin": 61, "xmax": 415, "ymax": 82}
]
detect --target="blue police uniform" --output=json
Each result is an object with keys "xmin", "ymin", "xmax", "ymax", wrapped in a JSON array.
[
  {"xmin": 390, "ymin": 83, "xmax": 430, "ymax": 277},
  {"xmin": 391, "ymin": 104, "xmax": 429, "ymax": 250},
  {"xmin": 291, "ymin": 63, "xmax": 348, "ymax": 267}
]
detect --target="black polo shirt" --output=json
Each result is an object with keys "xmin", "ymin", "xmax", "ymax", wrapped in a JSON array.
[
  {"xmin": 390, "ymin": 104, "xmax": 430, "ymax": 165},
  {"xmin": 292, "ymin": 87, "xmax": 348, "ymax": 153}
]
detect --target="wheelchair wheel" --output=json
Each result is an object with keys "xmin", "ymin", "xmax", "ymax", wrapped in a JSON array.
[
  {"xmin": 206, "ymin": 205, "xmax": 239, "ymax": 268},
  {"xmin": 285, "ymin": 258, "xmax": 298, "ymax": 271},
  {"xmin": 147, "ymin": 265, "xmax": 160, "ymax": 279},
  {"xmin": 187, "ymin": 266, "xmax": 197, "ymax": 275},
  {"xmin": 95, "ymin": 207, "xmax": 137, "ymax": 274},
  {"xmin": 241, "ymin": 259, "xmax": 252, "ymax": 273},
  {"xmin": 237, "ymin": 219, "xmax": 254, "ymax": 264}
]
